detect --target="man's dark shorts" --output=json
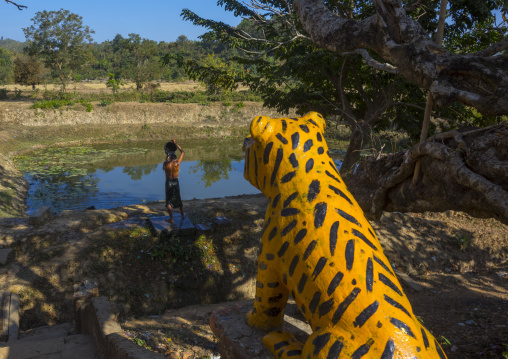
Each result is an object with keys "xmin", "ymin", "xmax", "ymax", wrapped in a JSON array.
[{"xmin": 165, "ymin": 178, "xmax": 183, "ymax": 208}]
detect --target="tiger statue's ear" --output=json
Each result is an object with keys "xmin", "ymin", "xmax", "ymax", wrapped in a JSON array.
[
  {"xmin": 250, "ymin": 115, "xmax": 275, "ymax": 143},
  {"xmin": 303, "ymin": 112, "xmax": 326, "ymax": 132}
]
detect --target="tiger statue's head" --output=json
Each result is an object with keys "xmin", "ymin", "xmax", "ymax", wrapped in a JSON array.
[{"xmin": 243, "ymin": 112, "xmax": 329, "ymax": 197}]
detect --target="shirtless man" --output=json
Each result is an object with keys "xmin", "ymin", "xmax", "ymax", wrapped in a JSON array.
[{"xmin": 163, "ymin": 140, "xmax": 185, "ymax": 223}]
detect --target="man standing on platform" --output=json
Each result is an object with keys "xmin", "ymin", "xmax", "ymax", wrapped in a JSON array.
[{"xmin": 163, "ymin": 140, "xmax": 185, "ymax": 224}]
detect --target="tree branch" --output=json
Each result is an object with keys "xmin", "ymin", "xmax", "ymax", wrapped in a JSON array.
[
  {"xmin": 472, "ymin": 37, "xmax": 508, "ymax": 57},
  {"xmin": 292, "ymin": 0, "xmax": 508, "ymax": 116},
  {"xmin": 343, "ymin": 49, "xmax": 399, "ymax": 74},
  {"xmin": 5, "ymin": 0, "xmax": 26, "ymax": 10}
]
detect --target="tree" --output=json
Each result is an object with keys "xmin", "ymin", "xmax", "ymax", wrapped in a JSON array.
[
  {"xmin": 183, "ymin": 0, "xmax": 508, "ymax": 223},
  {"xmin": 120, "ymin": 33, "xmax": 159, "ymax": 90},
  {"xmin": 178, "ymin": 53, "xmax": 240, "ymax": 94},
  {"xmin": 13, "ymin": 53, "xmax": 46, "ymax": 89},
  {"xmin": 23, "ymin": 9, "xmax": 94, "ymax": 91},
  {"xmin": 0, "ymin": 48, "xmax": 13, "ymax": 84},
  {"xmin": 106, "ymin": 72, "xmax": 123, "ymax": 93},
  {"xmin": 292, "ymin": 0, "xmax": 508, "ymax": 116},
  {"xmin": 288, "ymin": 0, "xmax": 508, "ymax": 223},
  {"xmin": 180, "ymin": 1, "xmax": 478, "ymax": 177}
]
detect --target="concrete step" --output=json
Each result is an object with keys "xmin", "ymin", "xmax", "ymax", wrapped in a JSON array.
[
  {"xmin": 0, "ymin": 334, "xmax": 99, "ymax": 359},
  {"xmin": 0, "ymin": 291, "xmax": 19, "ymax": 343},
  {"xmin": 18, "ymin": 323, "xmax": 73, "ymax": 342}
]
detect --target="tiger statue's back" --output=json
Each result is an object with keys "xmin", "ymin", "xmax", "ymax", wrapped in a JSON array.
[{"xmin": 242, "ymin": 112, "xmax": 447, "ymax": 359}]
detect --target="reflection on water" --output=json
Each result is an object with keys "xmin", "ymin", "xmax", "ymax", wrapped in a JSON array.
[
  {"xmin": 16, "ymin": 139, "xmax": 342, "ymax": 215},
  {"xmin": 189, "ymin": 160, "xmax": 233, "ymax": 187}
]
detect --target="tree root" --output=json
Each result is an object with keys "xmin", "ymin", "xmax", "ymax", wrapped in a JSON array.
[{"xmin": 349, "ymin": 124, "xmax": 508, "ymax": 225}]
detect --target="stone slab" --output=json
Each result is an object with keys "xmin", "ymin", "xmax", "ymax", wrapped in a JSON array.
[
  {"xmin": 213, "ymin": 216, "xmax": 232, "ymax": 226},
  {"xmin": 28, "ymin": 206, "xmax": 52, "ymax": 226},
  {"xmin": 0, "ymin": 249, "xmax": 11, "ymax": 266},
  {"xmin": 210, "ymin": 300, "xmax": 312, "ymax": 359},
  {"xmin": 0, "ymin": 334, "xmax": 99, "ymax": 359},
  {"xmin": 18, "ymin": 323, "xmax": 73, "ymax": 342},
  {"xmin": 148, "ymin": 214, "xmax": 196, "ymax": 237},
  {"xmin": 394, "ymin": 269, "xmax": 424, "ymax": 292},
  {"xmin": 7, "ymin": 293, "xmax": 19, "ymax": 343},
  {"xmin": 196, "ymin": 223, "xmax": 213, "ymax": 232}
]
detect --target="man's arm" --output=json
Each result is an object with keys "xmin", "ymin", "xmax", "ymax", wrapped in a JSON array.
[{"xmin": 174, "ymin": 140, "xmax": 185, "ymax": 164}]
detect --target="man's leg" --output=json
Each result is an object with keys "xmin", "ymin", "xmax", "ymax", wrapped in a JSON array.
[
  {"xmin": 180, "ymin": 203, "xmax": 185, "ymax": 218},
  {"xmin": 166, "ymin": 204, "xmax": 174, "ymax": 223}
]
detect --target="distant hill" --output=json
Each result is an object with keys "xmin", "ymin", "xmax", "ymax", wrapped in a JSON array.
[{"xmin": 0, "ymin": 38, "xmax": 26, "ymax": 52}]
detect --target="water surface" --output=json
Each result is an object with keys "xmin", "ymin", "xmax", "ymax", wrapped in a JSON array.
[{"xmin": 15, "ymin": 139, "xmax": 342, "ymax": 215}]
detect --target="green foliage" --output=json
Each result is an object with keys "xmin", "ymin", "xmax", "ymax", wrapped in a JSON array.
[
  {"xmin": 117, "ymin": 33, "xmax": 160, "ymax": 90},
  {"xmin": 0, "ymin": 38, "xmax": 26, "ymax": 52},
  {"xmin": 173, "ymin": 53, "xmax": 240, "ymax": 94},
  {"xmin": 23, "ymin": 9, "xmax": 95, "ymax": 90},
  {"xmin": 106, "ymin": 72, "xmax": 122, "ymax": 93},
  {"xmin": 0, "ymin": 48, "xmax": 14, "ymax": 84},
  {"xmin": 0, "ymin": 88, "xmax": 7, "ymax": 100},
  {"xmin": 454, "ymin": 234, "xmax": 471, "ymax": 250},
  {"xmin": 31, "ymin": 99, "xmax": 93, "ymax": 111},
  {"xmin": 98, "ymin": 99, "xmax": 113, "ymax": 106},
  {"xmin": 14, "ymin": 54, "xmax": 46, "ymax": 89},
  {"xmin": 438, "ymin": 335, "xmax": 452, "ymax": 346}
]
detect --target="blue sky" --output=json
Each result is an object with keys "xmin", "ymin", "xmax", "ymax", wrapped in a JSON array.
[{"xmin": 0, "ymin": 0, "xmax": 242, "ymax": 43}]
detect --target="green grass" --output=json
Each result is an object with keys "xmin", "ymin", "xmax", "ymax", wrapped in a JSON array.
[{"xmin": 4, "ymin": 87, "xmax": 262, "ymax": 105}]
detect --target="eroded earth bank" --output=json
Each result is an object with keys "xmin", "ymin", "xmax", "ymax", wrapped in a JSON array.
[{"xmin": 0, "ymin": 100, "xmax": 506, "ymax": 359}]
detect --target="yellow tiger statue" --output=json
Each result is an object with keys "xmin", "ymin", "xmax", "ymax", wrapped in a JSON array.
[{"xmin": 243, "ymin": 112, "xmax": 447, "ymax": 359}]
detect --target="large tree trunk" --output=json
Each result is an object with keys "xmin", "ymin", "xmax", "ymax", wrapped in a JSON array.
[
  {"xmin": 293, "ymin": 0, "xmax": 508, "ymax": 116},
  {"xmin": 340, "ymin": 127, "xmax": 366, "ymax": 179},
  {"xmin": 347, "ymin": 125, "xmax": 508, "ymax": 225}
]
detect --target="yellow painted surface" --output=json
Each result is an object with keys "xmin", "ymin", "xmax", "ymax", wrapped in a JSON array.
[{"xmin": 243, "ymin": 112, "xmax": 447, "ymax": 358}]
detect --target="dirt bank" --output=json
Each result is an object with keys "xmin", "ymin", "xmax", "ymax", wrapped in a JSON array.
[
  {"xmin": 0, "ymin": 99, "xmax": 506, "ymax": 359},
  {"xmin": 0, "ymin": 154, "xmax": 27, "ymax": 217},
  {"xmin": 0, "ymin": 100, "xmax": 299, "ymax": 155},
  {"xmin": 0, "ymin": 101, "xmax": 292, "ymax": 127},
  {"xmin": 0, "ymin": 195, "xmax": 506, "ymax": 358}
]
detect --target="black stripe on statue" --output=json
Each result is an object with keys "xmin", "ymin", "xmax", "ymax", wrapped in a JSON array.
[
  {"xmin": 289, "ymin": 153, "xmax": 299, "ymax": 168},
  {"xmin": 353, "ymin": 301, "xmax": 379, "ymax": 327},
  {"xmin": 312, "ymin": 332, "xmax": 330, "ymax": 356},
  {"xmin": 306, "ymin": 158, "xmax": 314, "ymax": 173},
  {"xmin": 329, "ymin": 221, "xmax": 339, "ymax": 256},
  {"xmin": 263, "ymin": 142, "xmax": 273, "ymax": 164},
  {"xmin": 270, "ymin": 148, "xmax": 283, "ymax": 186},
  {"xmin": 282, "ymin": 191, "xmax": 298, "ymax": 208},
  {"xmin": 291, "ymin": 132, "xmax": 299, "ymax": 150},
  {"xmin": 276, "ymin": 133, "xmax": 288, "ymax": 145},
  {"xmin": 390, "ymin": 318, "xmax": 416, "ymax": 338}
]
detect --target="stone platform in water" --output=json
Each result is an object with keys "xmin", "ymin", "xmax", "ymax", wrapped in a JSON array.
[
  {"xmin": 210, "ymin": 299, "xmax": 312, "ymax": 359},
  {"xmin": 147, "ymin": 214, "xmax": 196, "ymax": 237}
]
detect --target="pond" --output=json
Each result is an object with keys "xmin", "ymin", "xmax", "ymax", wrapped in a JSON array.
[{"xmin": 14, "ymin": 139, "xmax": 343, "ymax": 215}]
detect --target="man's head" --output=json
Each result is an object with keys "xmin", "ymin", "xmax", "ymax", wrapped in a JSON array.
[
  {"xmin": 164, "ymin": 141, "xmax": 177, "ymax": 155},
  {"xmin": 169, "ymin": 153, "xmax": 177, "ymax": 160}
]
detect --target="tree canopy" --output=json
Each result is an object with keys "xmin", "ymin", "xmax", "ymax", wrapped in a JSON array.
[
  {"xmin": 180, "ymin": 0, "xmax": 499, "ymax": 176},
  {"xmin": 23, "ymin": 9, "xmax": 94, "ymax": 90}
]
